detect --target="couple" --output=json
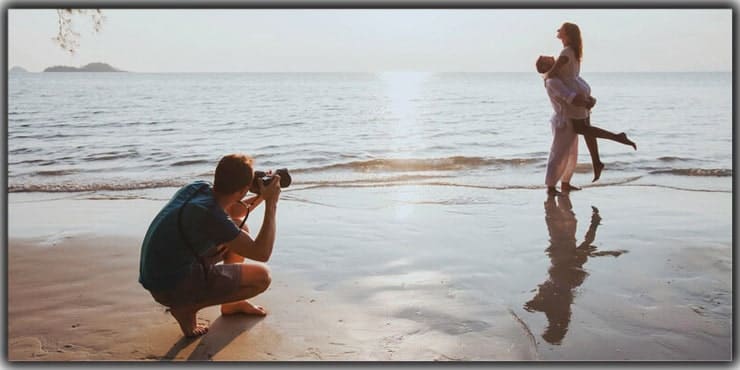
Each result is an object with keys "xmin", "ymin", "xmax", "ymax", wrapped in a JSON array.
[{"xmin": 539, "ymin": 22, "xmax": 636, "ymax": 195}]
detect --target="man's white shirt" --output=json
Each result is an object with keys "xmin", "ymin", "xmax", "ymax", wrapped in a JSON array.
[{"xmin": 544, "ymin": 77, "xmax": 591, "ymax": 129}]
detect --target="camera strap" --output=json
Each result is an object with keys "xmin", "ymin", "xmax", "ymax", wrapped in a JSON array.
[
  {"xmin": 237, "ymin": 200, "xmax": 250, "ymax": 229},
  {"xmin": 176, "ymin": 183, "xmax": 211, "ymax": 282}
]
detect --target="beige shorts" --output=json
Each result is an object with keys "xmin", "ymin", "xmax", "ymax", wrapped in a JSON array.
[{"xmin": 150, "ymin": 246, "xmax": 242, "ymax": 308}]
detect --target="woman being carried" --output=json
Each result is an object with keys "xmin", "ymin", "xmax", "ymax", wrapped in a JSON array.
[{"xmin": 544, "ymin": 22, "xmax": 636, "ymax": 182}]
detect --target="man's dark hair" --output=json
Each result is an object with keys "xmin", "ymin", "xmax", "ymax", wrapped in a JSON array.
[
  {"xmin": 536, "ymin": 56, "xmax": 553, "ymax": 74},
  {"xmin": 214, "ymin": 154, "xmax": 254, "ymax": 195}
]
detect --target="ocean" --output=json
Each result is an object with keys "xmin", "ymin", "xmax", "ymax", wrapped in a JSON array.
[
  {"xmin": 8, "ymin": 72, "xmax": 732, "ymax": 197},
  {"xmin": 7, "ymin": 72, "xmax": 733, "ymax": 359}
]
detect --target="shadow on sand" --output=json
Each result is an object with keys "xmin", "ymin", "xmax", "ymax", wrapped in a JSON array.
[{"xmin": 161, "ymin": 314, "xmax": 265, "ymax": 361}]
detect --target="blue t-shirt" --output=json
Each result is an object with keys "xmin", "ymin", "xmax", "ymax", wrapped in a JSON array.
[{"xmin": 139, "ymin": 181, "xmax": 241, "ymax": 291}]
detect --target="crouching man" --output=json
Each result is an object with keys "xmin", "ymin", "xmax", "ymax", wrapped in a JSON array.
[{"xmin": 139, "ymin": 153, "xmax": 281, "ymax": 337}]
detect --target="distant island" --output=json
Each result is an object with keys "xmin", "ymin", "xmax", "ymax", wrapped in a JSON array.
[
  {"xmin": 9, "ymin": 66, "xmax": 29, "ymax": 73},
  {"xmin": 44, "ymin": 62, "xmax": 125, "ymax": 72}
]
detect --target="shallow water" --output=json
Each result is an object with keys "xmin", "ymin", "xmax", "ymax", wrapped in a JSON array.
[
  {"xmin": 273, "ymin": 186, "xmax": 731, "ymax": 360},
  {"xmin": 8, "ymin": 72, "xmax": 732, "ymax": 194}
]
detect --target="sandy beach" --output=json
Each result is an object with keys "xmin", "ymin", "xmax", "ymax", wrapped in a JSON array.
[
  {"xmin": 7, "ymin": 183, "xmax": 732, "ymax": 362},
  {"xmin": 7, "ymin": 7, "xmax": 733, "ymax": 363}
]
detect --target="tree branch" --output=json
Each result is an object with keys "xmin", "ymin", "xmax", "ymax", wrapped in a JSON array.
[{"xmin": 52, "ymin": 9, "xmax": 105, "ymax": 54}]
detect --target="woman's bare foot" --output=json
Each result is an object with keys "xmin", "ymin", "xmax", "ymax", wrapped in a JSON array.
[
  {"xmin": 617, "ymin": 132, "xmax": 637, "ymax": 150},
  {"xmin": 169, "ymin": 306, "xmax": 209, "ymax": 337},
  {"xmin": 592, "ymin": 162, "xmax": 604, "ymax": 183},
  {"xmin": 221, "ymin": 300, "xmax": 267, "ymax": 316},
  {"xmin": 561, "ymin": 182, "xmax": 581, "ymax": 192}
]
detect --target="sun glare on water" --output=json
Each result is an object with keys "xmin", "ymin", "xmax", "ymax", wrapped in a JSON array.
[{"xmin": 377, "ymin": 71, "xmax": 434, "ymax": 221}]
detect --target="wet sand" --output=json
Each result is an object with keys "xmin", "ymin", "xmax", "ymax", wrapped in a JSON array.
[
  {"xmin": 8, "ymin": 235, "xmax": 538, "ymax": 361},
  {"xmin": 7, "ymin": 185, "xmax": 732, "ymax": 361}
]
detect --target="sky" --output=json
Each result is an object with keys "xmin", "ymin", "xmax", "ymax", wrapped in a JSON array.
[{"xmin": 7, "ymin": 8, "xmax": 733, "ymax": 73}]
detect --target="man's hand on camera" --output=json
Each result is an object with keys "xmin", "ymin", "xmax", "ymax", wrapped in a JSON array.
[{"xmin": 258, "ymin": 174, "xmax": 281, "ymax": 204}]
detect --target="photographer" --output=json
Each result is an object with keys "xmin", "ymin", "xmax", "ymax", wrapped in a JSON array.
[{"xmin": 138, "ymin": 153, "xmax": 281, "ymax": 337}]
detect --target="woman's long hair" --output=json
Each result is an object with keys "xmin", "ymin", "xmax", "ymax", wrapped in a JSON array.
[{"xmin": 562, "ymin": 22, "xmax": 582, "ymax": 61}]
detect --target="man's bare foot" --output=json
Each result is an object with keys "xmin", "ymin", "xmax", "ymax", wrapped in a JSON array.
[
  {"xmin": 221, "ymin": 300, "xmax": 267, "ymax": 316},
  {"xmin": 547, "ymin": 186, "xmax": 561, "ymax": 196},
  {"xmin": 169, "ymin": 306, "xmax": 209, "ymax": 337},
  {"xmin": 561, "ymin": 182, "xmax": 581, "ymax": 192},
  {"xmin": 592, "ymin": 162, "xmax": 604, "ymax": 182},
  {"xmin": 617, "ymin": 132, "xmax": 637, "ymax": 150}
]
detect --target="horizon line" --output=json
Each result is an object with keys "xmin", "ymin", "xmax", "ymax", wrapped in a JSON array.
[
  {"xmin": 9, "ymin": 63, "xmax": 732, "ymax": 74},
  {"xmin": 9, "ymin": 70, "xmax": 733, "ymax": 74}
]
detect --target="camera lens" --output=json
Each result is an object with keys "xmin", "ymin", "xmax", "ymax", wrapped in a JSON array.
[
  {"xmin": 249, "ymin": 168, "xmax": 291, "ymax": 194},
  {"xmin": 274, "ymin": 168, "xmax": 292, "ymax": 188}
]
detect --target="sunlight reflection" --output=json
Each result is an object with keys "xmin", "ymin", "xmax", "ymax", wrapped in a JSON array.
[
  {"xmin": 356, "ymin": 269, "xmax": 449, "ymax": 289},
  {"xmin": 377, "ymin": 72, "xmax": 432, "ymax": 220},
  {"xmin": 378, "ymin": 71, "xmax": 431, "ymax": 146}
]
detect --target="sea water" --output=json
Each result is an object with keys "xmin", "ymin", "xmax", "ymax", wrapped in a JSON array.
[{"xmin": 8, "ymin": 72, "xmax": 732, "ymax": 196}]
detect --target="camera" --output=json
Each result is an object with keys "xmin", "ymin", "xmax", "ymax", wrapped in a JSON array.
[{"xmin": 250, "ymin": 168, "xmax": 292, "ymax": 194}]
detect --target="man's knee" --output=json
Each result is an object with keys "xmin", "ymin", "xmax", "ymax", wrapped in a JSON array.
[
  {"xmin": 260, "ymin": 266, "xmax": 272, "ymax": 291},
  {"xmin": 241, "ymin": 263, "xmax": 271, "ymax": 292}
]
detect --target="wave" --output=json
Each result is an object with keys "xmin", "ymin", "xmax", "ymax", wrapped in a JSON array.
[
  {"xmin": 112, "ymin": 120, "xmax": 162, "ymax": 127},
  {"xmin": 292, "ymin": 156, "xmax": 541, "ymax": 174},
  {"xmin": 8, "ymin": 179, "xmax": 186, "ymax": 193},
  {"xmin": 649, "ymin": 168, "xmax": 732, "ymax": 177},
  {"xmin": 8, "ymin": 157, "xmax": 731, "ymax": 193},
  {"xmin": 295, "ymin": 175, "xmax": 729, "ymax": 196},
  {"xmin": 171, "ymin": 159, "xmax": 210, "ymax": 167},
  {"xmin": 299, "ymin": 174, "xmax": 449, "ymax": 187},
  {"xmin": 14, "ymin": 133, "xmax": 92, "ymax": 139},
  {"xmin": 6, "ymin": 177, "xmax": 544, "ymax": 193},
  {"xmin": 9, "ymin": 159, "xmax": 57, "ymax": 166},
  {"xmin": 619, "ymin": 183, "xmax": 731, "ymax": 193},
  {"xmin": 9, "ymin": 147, "xmax": 43, "ymax": 155},
  {"xmin": 84, "ymin": 151, "xmax": 139, "ymax": 161},
  {"xmin": 296, "ymin": 180, "xmax": 544, "ymax": 191},
  {"xmin": 9, "ymin": 172, "xmax": 729, "ymax": 194},
  {"xmin": 33, "ymin": 169, "xmax": 80, "ymax": 176},
  {"xmin": 657, "ymin": 156, "xmax": 694, "ymax": 162}
]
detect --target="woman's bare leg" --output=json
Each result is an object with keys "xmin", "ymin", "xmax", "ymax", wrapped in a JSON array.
[
  {"xmin": 587, "ymin": 125, "xmax": 637, "ymax": 150},
  {"xmin": 572, "ymin": 119, "xmax": 604, "ymax": 182},
  {"xmin": 572, "ymin": 117, "xmax": 637, "ymax": 182}
]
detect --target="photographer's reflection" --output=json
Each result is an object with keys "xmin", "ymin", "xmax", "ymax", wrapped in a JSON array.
[{"xmin": 524, "ymin": 194, "xmax": 627, "ymax": 345}]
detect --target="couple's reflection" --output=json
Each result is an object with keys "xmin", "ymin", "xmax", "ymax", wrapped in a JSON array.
[{"xmin": 524, "ymin": 194, "xmax": 627, "ymax": 345}]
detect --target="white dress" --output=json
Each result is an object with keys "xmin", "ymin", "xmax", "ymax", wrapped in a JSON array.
[
  {"xmin": 544, "ymin": 78, "xmax": 579, "ymax": 187},
  {"xmin": 543, "ymin": 46, "xmax": 589, "ymax": 186},
  {"xmin": 558, "ymin": 46, "xmax": 590, "ymax": 121}
]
